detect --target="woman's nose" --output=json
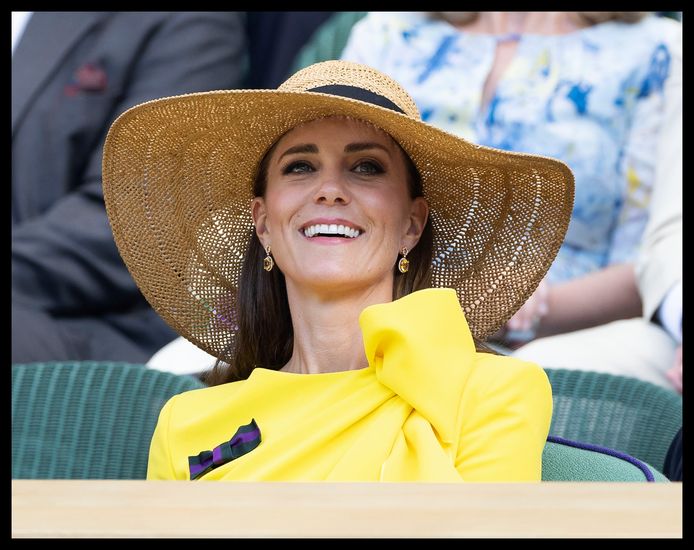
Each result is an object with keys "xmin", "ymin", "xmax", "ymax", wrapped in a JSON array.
[{"xmin": 313, "ymin": 172, "xmax": 351, "ymax": 205}]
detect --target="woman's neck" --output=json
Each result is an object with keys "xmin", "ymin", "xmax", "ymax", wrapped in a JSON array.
[
  {"xmin": 457, "ymin": 12, "xmax": 585, "ymax": 36},
  {"xmin": 281, "ymin": 284, "xmax": 393, "ymax": 375}
]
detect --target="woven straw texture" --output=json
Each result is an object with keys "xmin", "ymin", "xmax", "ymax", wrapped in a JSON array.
[
  {"xmin": 545, "ymin": 368, "xmax": 682, "ymax": 473},
  {"xmin": 102, "ymin": 60, "xmax": 574, "ymax": 364},
  {"xmin": 12, "ymin": 362, "xmax": 205, "ymax": 479}
]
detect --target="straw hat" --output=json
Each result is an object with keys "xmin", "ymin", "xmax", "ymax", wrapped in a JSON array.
[{"xmin": 102, "ymin": 60, "xmax": 574, "ymax": 362}]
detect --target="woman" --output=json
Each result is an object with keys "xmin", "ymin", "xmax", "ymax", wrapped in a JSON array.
[
  {"xmin": 340, "ymin": 12, "xmax": 681, "ymax": 375},
  {"xmin": 102, "ymin": 60, "xmax": 574, "ymax": 481}
]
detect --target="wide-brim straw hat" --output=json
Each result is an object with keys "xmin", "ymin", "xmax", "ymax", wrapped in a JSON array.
[{"xmin": 103, "ymin": 60, "xmax": 574, "ymax": 363}]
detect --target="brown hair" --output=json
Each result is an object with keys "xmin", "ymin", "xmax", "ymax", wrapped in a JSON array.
[
  {"xmin": 432, "ymin": 12, "xmax": 650, "ymax": 27},
  {"xmin": 203, "ymin": 130, "xmax": 491, "ymax": 386}
]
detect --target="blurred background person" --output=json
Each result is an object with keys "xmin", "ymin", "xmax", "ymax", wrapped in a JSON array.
[
  {"xmin": 340, "ymin": 12, "xmax": 681, "ymax": 386},
  {"xmin": 12, "ymin": 11, "xmax": 247, "ymax": 364},
  {"xmin": 244, "ymin": 11, "xmax": 334, "ymax": 88},
  {"xmin": 496, "ymin": 12, "xmax": 682, "ymax": 391}
]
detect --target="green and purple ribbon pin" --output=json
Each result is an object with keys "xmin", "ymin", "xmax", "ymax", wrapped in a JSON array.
[{"xmin": 188, "ymin": 419, "xmax": 261, "ymax": 480}]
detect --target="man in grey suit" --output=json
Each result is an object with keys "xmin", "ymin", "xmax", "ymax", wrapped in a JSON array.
[{"xmin": 12, "ymin": 12, "xmax": 247, "ymax": 363}]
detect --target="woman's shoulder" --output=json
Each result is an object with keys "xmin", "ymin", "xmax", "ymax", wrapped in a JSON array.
[
  {"xmin": 638, "ymin": 14, "xmax": 681, "ymax": 40},
  {"xmin": 452, "ymin": 352, "xmax": 552, "ymax": 439},
  {"xmin": 163, "ymin": 379, "xmax": 244, "ymax": 412},
  {"xmin": 588, "ymin": 14, "xmax": 681, "ymax": 49},
  {"xmin": 615, "ymin": 16, "xmax": 681, "ymax": 85},
  {"xmin": 470, "ymin": 352, "xmax": 552, "ymax": 395}
]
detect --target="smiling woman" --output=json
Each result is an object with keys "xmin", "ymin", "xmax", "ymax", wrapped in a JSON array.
[
  {"xmin": 102, "ymin": 60, "xmax": 574, "ymax": 482},
  {"xmin": 238, "ymin": 116, "xmax": 431, "ymax": 378},
  {"xmin": 255, "ymin": 117, "xmax": 425, "ymax": 297}
]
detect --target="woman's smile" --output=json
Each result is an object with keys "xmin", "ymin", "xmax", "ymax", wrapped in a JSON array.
[{"xmin": 300, "ymin": 218, "xmax": 364, "ymax": 242}]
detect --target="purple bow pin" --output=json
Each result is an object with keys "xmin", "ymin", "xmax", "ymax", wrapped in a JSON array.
[{"xmin": 188, "ymin": 419, "xmax": 262, "ymax": 480}]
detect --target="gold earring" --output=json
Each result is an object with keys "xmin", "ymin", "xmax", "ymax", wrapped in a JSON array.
[
  {"xmin": 263, "ymin": 245, "xmax": 274, "ymax": 272},
  {"xmin": 398, "ymin": 247, "xmax": 409, "ymax": 274}
]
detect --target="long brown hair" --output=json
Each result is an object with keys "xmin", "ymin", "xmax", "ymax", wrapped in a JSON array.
[{"xmin": 203, "ymin": 130, "xmax": 490, "ymax": 386}]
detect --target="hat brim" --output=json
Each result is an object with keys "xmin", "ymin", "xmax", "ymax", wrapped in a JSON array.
[{"xmin": 103, "ymin": 89, "xmax": 574, "ymax": 362}]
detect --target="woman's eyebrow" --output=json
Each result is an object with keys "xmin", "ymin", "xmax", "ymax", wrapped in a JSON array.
[
  {"xmin": 278, "ymin": 143, "xmax": 318, "ymax": 162},
  {"xmin": 344, "ymin": 142, "xmax": 391, "ymax": 155}
]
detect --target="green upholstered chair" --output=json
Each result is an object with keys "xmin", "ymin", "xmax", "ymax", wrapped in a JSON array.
[
  {"xmin": 12, "ymin": 361, "xmax": 205, "ymax": 479},
  {"xmin": 12, "ymin": 361, "xmax": 675, "ymax": 481},
  {"xmin": 544, "ymin": 368, "xmax": 682, "ymax": 475},
  {"xmin": 542, "ymin": 437, "xmax": 668, "ymax": 482},
  {"xmin": 290, "ymin": 11, "xmax": 367, "ymax": 74}
]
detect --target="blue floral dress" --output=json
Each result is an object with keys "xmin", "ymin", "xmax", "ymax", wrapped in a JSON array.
[{"xmin": 341, "ymin": 12, "xmax": 681, "ymax": 283}]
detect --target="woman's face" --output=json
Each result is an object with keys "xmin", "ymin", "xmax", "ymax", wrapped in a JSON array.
[{"xmin": 252, "ymin": 116, "xmax": 428, "ymax": 299}]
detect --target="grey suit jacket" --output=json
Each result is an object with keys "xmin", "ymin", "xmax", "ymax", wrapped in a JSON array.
[{"xmin": 12, "ymin": 12, "xmax": 247, "ymax": 362}]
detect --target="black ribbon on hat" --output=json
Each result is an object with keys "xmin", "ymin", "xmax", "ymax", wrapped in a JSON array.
[{"xmin": 307, "ymin": 84, "xmax": 405, "ymax": 114}]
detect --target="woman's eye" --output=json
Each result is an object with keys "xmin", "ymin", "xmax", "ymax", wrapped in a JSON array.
[
  {"xmin": 283, "ymin": 161, "xmax": 314, "ymax": 174},
  {"xmin": 353, "ymin": 161, "xmax": 384, "ymax": 175}
]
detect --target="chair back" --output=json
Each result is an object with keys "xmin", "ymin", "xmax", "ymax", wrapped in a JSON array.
[
  {"xmin": 545, "ymin": 368, "xmax": 682, "ymax": 474},
  {"xmin": 13, "ymin": 362, "xmax": 678, "ymax": 481},
  {"xmin": 12, "ymin": 361, "xmax": 205, "ymax": 479}
]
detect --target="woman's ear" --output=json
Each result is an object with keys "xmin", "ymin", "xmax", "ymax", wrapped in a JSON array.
[
  {"xmin": 404, "ymin": 197, "xmax": 429, "ymax": 249},
  {"xmin": 251, "ymin": 197, "xmax": 269, "ymax": 246}
]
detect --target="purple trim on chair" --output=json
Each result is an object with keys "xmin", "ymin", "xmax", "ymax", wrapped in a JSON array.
[{"xmin": 546, "ymin": 435, "xmax": 655, "ymax": 482}]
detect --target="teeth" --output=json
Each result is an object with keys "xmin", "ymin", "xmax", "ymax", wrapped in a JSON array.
[{"xmin": 303, "ymin": 223, "xmax": 361, "ymax": 238}]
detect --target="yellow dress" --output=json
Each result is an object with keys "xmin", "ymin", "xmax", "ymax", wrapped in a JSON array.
[{"xmin": 147, "ymin": 288, "xmax": 552, "ymax": 481}]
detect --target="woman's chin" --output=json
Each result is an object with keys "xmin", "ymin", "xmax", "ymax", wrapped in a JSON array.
[{"xmin": 287, "ymin": 267, "xmax": 392, "ymax": 295}]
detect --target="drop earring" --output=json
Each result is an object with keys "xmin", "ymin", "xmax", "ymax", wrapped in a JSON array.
[
  {"xmin": 398, "ymin": 247, "xmax": 409, "ymax": 274},
  {"xmin": 263, "ymin": 245, "xmax": 274, "ymax": 272}
]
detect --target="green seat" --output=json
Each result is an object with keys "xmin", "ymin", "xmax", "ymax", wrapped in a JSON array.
[
  {"xmin": 290, "ymin": 11, "xmax": 367, "ymax": 74},
  {"xmin": 12, "ymin": 361, "xmax": 205, "ymax": 479},
  {"xmin": 544, "ymin": 368, "xmax": 681, "ymax": 475},
  {"xmin": 542, "ymin": 437, "xmax": 667, "ymax": 482},
  {"xmin": 12, "ymin": 361, "xmax": 676, "ymax": 481}
]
